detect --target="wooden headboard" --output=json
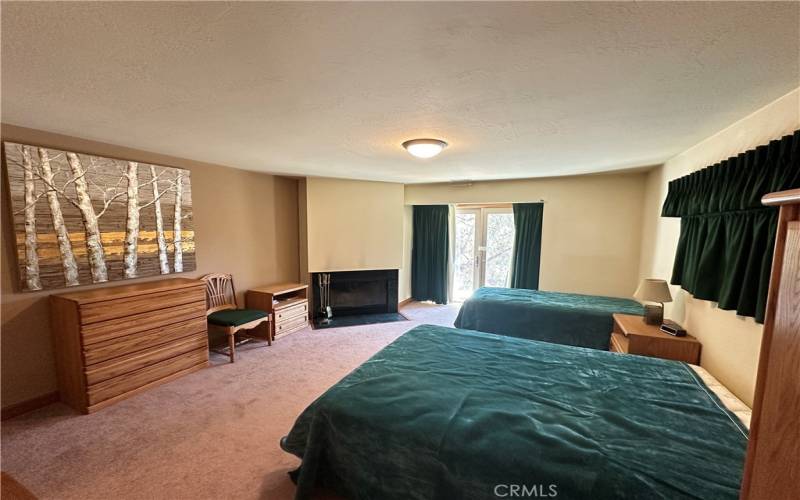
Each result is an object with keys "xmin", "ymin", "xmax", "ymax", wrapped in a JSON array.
[{"xmin": 741, "ymin": 188, "xmax": 800, "ymax": 499}]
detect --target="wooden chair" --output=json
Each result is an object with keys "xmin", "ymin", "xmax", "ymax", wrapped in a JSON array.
[{"xmin": 201, "ymin": 273, "xmax": 271, "ymax": 363}]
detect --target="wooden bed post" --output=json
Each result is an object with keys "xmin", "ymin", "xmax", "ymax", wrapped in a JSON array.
[{"xmin": 740, "ymin": 188, "xmax": 800, "ymax": 500}]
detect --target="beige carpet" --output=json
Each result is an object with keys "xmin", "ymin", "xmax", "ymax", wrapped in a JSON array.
[{"xmin": 1, "ymin": 302, "xmax": 460, "ymax": 500}]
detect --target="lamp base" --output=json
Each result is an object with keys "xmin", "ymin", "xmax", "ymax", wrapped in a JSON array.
[{"xmin": 643, "ymin": 304, "xmax": 663, "ymax": 325}]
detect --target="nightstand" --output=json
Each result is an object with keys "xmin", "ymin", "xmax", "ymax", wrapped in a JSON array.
[
  {"xmin": 245, "ymin": 283, "xmax": 309, "ymax": 340},
  {"xmin": 610, "ymin": 313, "xmax": 701, "ymax": 364}
]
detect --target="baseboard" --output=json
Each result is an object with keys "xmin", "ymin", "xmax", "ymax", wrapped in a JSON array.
[
  {"xmin": 398, "ymin": 297, "xmax": 414, "ymax": 307},
  {"xmin": 1, "ymin": 391, "xmax": 59, "ymax": 421}
]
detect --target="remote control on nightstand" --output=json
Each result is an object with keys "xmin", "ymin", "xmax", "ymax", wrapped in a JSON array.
[{"xmin": 660, "ymin": 319, "xmax": 687, "ymax": 337}]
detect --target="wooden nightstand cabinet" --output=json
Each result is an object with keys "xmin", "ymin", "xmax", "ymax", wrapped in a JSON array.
[
  {"xmin": 245, "ymin": 283, "xmax": 309, "ymax": 340},
  {"xmin": 610, "ymin": 313, "xmax": 701, "ymax": 364}
]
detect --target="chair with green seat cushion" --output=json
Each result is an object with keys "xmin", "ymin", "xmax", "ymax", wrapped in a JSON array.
[
  {"xmin": 201, "ymin": 273, "xmax": 271, "ymax": 363},
  {"xmin": 208, "ymin": 308, "xmax": 268, "ymax": 327}
]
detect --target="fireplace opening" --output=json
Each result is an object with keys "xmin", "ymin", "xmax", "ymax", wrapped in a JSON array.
[{"xmin": 311, "ymin": 269, "xmax": 405, "ymax": 328}]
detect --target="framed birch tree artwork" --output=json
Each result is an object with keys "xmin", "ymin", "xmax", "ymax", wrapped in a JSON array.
[{"xmin": 3, "ymin": 142, "xmax": 196, "ymax": 292}]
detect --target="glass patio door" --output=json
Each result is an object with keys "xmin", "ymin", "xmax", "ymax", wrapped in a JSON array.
[
  {"xmin": 453, "ymin": 206, "xmax": 515, "ymax": 301},
  {"xmin": 453, "ymin": 208, "xmax": 481, "ymax": 301}
]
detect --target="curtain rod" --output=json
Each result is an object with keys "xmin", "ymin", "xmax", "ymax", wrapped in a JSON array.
[{"xmin": 454, "ymin": 200, "xmax": 546, "ymax": 207}]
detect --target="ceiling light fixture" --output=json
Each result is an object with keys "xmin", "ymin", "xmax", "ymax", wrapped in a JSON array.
[{"xmin": 402, "ymin": 138, "xmax": 448, "ymax": 158}]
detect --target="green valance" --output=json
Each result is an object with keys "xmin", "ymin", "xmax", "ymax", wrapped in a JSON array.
[
  {"xmin": 661, "ymin": 130, "xmax": 799, "ymax": 323},
  {"xmin": 411, "ymin": 205, "xmax": 449, "ymax": 304}
]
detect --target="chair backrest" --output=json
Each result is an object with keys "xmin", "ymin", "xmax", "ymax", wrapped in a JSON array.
[{"xmin": 201, "ymin": 273, "xmax": 238, "ymax": 315}]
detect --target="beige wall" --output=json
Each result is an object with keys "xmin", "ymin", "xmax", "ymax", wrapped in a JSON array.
[
  {"xmin": 1, "ymin": 124, "xmax": 300, "ymax": 408},
  {"xmin": 304, "ymin": 177, "xmax": 404, "ymax": 273},
  {"xmin": 404, "ymin": 172, "xmax": 648, "ymax": 298},
  {"xmin": 398, "ymin": 205, "xmax": 413, "ymax": 301},
  {"xmin": 297, "ymin": 178, "xmax": 309, "ymax": 284},
  {"xmin": 638, "ymin": 88, "xmax": 800, "ymax": 407}
]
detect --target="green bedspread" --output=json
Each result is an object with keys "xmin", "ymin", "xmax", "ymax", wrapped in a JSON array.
[
  {"xmin": 454, "ymin": 287, "xmax": 644, "ymax": 350},
  {"xmin": 282, "ymin": 325, "xmax": 747, "ymax": 500}
]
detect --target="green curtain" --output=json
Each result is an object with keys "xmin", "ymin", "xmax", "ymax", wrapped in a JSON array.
[
  {"xmin": 510, "ymin": 203, "xmax": 544, "ymax": 290},
  {"xmin": 411, "ymin": 205, "xmax": 449, "ymax": 304},
  {"xmin": 662, "ymin": 130, "xmax": 799, "ymax": 323}
]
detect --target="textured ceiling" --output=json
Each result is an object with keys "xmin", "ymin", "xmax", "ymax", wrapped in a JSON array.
[{"xmin": 2, "ymin": 2, "xmax": 799, "ymax": 183}]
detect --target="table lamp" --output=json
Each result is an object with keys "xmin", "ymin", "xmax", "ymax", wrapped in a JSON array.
[{"xmin": 634, "ymin": 278, "xmax": 673, "ymax": 325}]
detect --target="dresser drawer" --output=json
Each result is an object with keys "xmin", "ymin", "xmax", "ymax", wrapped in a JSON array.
[
  {"xmin": 87, "ymin": 347, "xmax": 208, "ymax": 406},
  {"xmin": 81, "ymin": 301, "xmax": 206, "ymax": 346},
  {"xmin": 610, "ymin": 332, "xmax": 628, "ymax": 353},
  {"xmin": 84, "ymin": 317, "xmax": 207, "ymax": 365},
  {"xmin": 275, "ymin": 301, "xmax": 308, "ymax": 323},
  {"xmin": 85, "ymin": 333, "xmax": 207, "ymax": 385},
  {"xmin": 276, "ymin": 315, "xmax": 308, "ymax": 336},
  {"xmin": 79, "ymin": 286, "xmax": 205, "ymax": 324}
]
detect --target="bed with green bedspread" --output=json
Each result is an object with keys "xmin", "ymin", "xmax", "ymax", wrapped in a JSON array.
[
  {"xmin": 454, "ymin": 287, "xmax": 645, "ymax": 350},
  {"xmin": 281, "ymin": 324, "xmax": 747, "ymax": 500}
]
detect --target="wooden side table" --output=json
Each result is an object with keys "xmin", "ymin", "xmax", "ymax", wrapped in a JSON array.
[
  {"xmin": 610, "ymin": 313, "xmax": 701, "ymax": 364},
  {"xmin": 245, "ymin": 283, "xmax": 309, "ymax": 340}
]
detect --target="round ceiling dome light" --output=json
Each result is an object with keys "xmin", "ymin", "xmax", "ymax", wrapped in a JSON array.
[{"xmin": 402, "ymin": 138, "xmax": 448, "ymax": 158}]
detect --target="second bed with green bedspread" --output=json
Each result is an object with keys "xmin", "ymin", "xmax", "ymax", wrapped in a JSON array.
[{"xmin": 454, "ymin": 287, "xmax": 645, "ymax": 350}]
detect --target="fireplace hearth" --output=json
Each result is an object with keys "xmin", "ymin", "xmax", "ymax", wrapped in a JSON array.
[{"xmin": 311, "ymin": 269, "xmax": 405, "ymax": 328}]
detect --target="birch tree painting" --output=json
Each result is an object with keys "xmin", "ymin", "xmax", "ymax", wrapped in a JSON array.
[{"xmin": 3, "ymin": 142, "xmax": 196, "ymax": 291}]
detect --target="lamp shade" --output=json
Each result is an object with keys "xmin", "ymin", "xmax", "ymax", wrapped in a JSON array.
[{"xmin": 634, "ymin": 278, "xmax": 673, "ymax": 303}]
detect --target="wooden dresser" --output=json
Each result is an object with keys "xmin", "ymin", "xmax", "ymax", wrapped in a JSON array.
[
  {"xmin": 246, "ymin": 283, "xmax": 309, "ymax": 339},
  {"xmin": 50, "ymin": 278, "xmax": 208, "ymax": 414}
]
